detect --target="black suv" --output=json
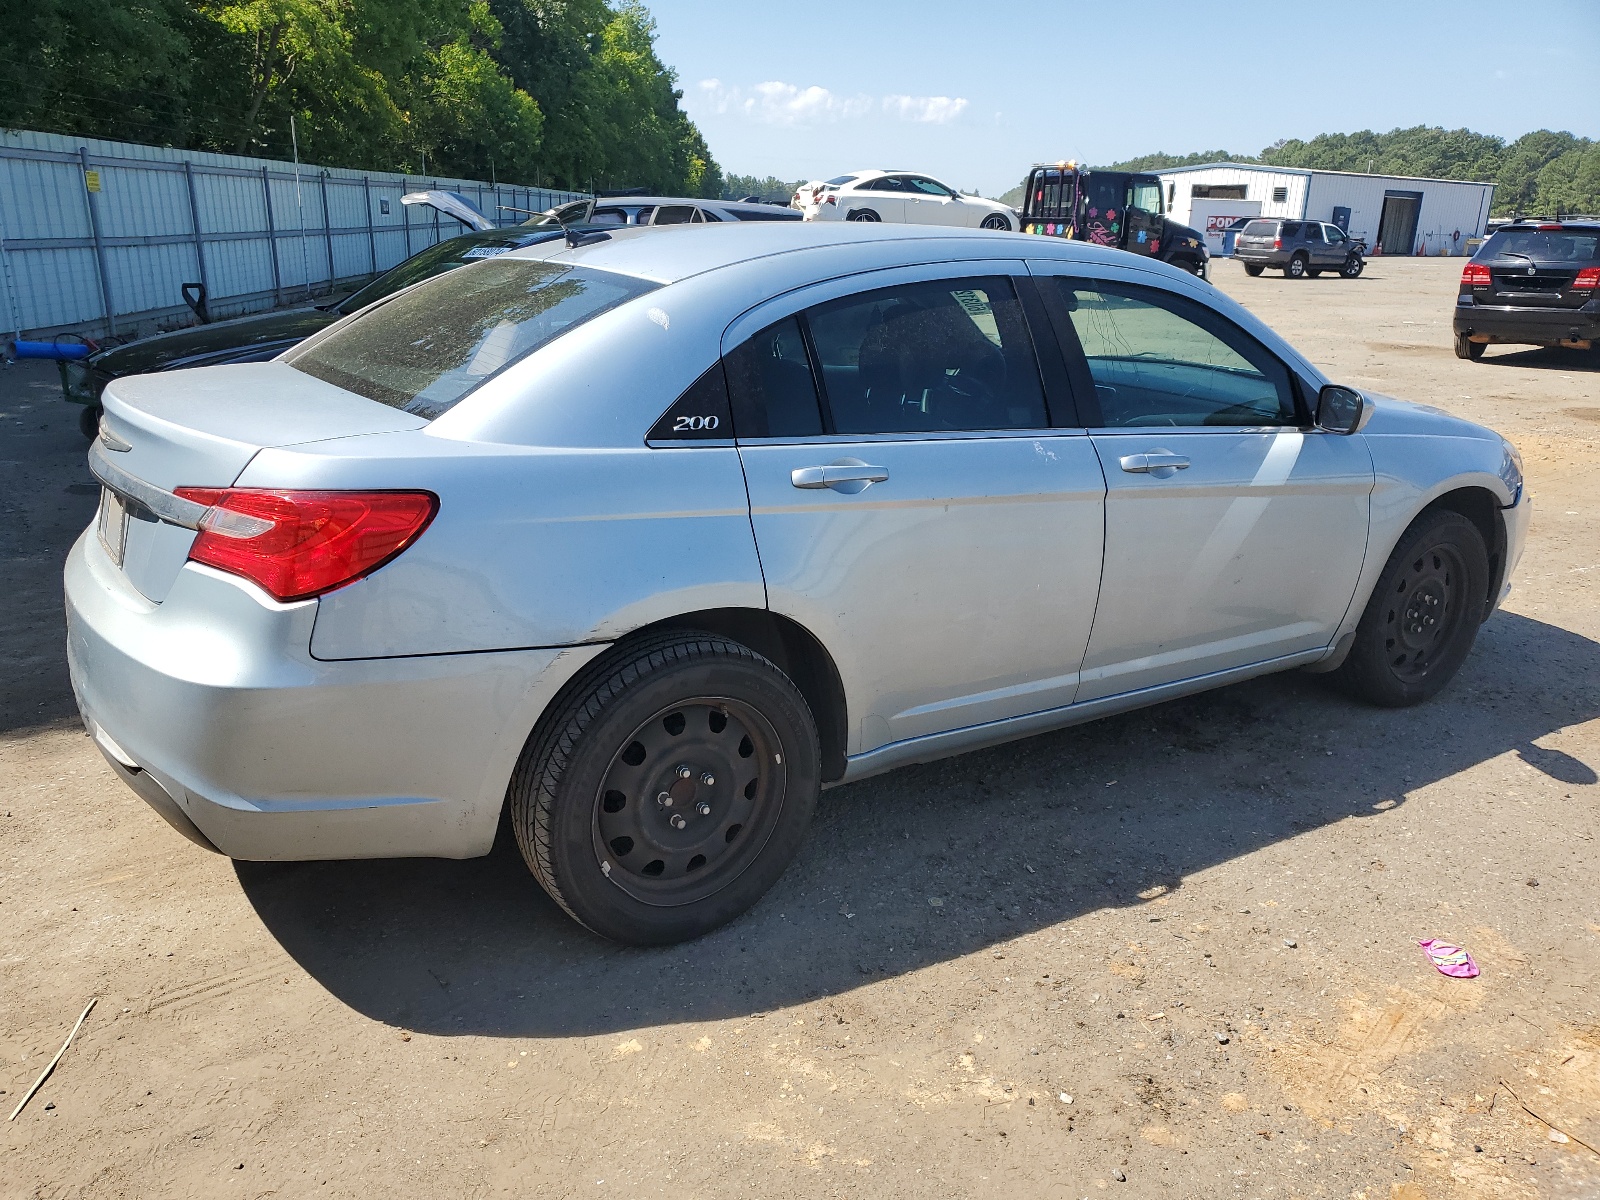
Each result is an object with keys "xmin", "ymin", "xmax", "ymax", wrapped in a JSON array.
[
  {"xmin": 1233, "ymin": 219, "xmax": 1365, "ymax": 279},
  {"xmin": 1453, "ymin": 222, "xmax": 1600, "ymax": 359}
]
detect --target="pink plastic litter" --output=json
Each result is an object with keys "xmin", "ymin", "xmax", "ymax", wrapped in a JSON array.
[{"xmin": 1418, "ymin": 938, "xmax": 1479, "ymax": 978}]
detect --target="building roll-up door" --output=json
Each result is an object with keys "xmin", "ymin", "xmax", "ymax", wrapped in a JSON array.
[{"xmin": 1377, "ymin": 191, "xmax": 1422, "ymax": 256}]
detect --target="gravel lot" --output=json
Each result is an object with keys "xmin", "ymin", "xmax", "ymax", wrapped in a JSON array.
[{"xmin": 2, "ymin": 256, "xmax": 1597, "ymax": 1200}]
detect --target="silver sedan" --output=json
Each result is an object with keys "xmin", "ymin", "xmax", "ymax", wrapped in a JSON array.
[{"xmin": 66, "ymin": 222, "xmax": 1530, "ymax": 944}]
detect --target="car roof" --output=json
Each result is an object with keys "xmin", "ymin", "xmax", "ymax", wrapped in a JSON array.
[{"xmin": 494, "ymin": 220, "xmax": 1156, "ymax": 285}]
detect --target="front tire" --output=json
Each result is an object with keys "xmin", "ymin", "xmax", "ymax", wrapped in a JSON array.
[
  {"xmin": 845, "ymin": 208, "xmax": 880, "ymax": 222},
  {"xmin": 508, "ymin": 632, "xmax": 821, "ymax": 945},
  {"xmin": 1243, "ymin": 263, "xmax": 1265, "ymax": 277},
  {"xmin": 980, "ymin": 213, "xmax": 1011, "ymax": 231},
  {"xmin": 1333, "ymin": 509, "xmax": 1489, "ymax": 707},
  {"xmin": 1454, "ymin": 332, "xmax": 1486, "ymax": 360},
  {"xmin": 1285, "ymin": 253, "xmax": 1308, "ymax": 279},
  {"xmin": 1341, "ymin": 255, "xmax": 1365, "ymax": 278}
]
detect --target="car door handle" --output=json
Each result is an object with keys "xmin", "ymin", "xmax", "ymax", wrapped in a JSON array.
[
  {"xmin": 1119, "ymin": 452, "xmax": 1190, "ymax": 474},
  {"xmin": 791, "ymin": 462, "xmax": 890, "ymax": 491}
]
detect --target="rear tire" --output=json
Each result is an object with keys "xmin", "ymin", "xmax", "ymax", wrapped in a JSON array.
[
  {"xmin": 1285, "ymin": 253, "xmax": 1308, "ymax": 279},
  {"xmin": 77, "ymin": 404, "xmax": 101, "ymax": 439},
  {"xmin": 1243, "ymin": 263, "xmax": 1264, "ymax": 277},
  {"xmin": 846, "ymin": 209, "xmax": 880, "ymax": 222},
  {"xmin": 1454, "ymin": 332, "xmax": 1486, "ymax": 360},
  {"xmin": 1332, "ymin": 509, "xmax": 1489, "ymax": 707},
  {"xmin": 507, "ymin": 631, "xmax": 821, "ymax": 945}
]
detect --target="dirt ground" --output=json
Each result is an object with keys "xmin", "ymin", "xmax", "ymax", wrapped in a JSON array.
[{"xmin": 2, "ymin": 257, "xmax": 1597, "ymax": 1200}]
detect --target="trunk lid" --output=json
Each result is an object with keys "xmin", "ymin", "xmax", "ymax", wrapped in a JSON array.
[{"xmin": 96, "ymin": 361, "xmax": 427, "ymax": 603}]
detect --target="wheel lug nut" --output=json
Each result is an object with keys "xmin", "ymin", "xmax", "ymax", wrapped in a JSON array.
[
  {"xmin": 700, "ymin": 772, "xmax": 716, "ymax": 787},
  {"xmin": 696, "ymin": 802, "xmax": 712, "ymax": 817},
  {"xmin": 675, "ymin": 765, "xmax": 693, "ymax": 780},
  {"xmin": 657, "ymin": 791, "xmax": 673, "ymax": 808},
  {"xmin": 670, "ymin": 814, "xmax": 687, "ymax": 830}
]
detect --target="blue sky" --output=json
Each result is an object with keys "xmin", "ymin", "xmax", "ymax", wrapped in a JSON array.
[{"xmin": 644, "ymin": 0, "xmax": 1600, "ymax": 196}]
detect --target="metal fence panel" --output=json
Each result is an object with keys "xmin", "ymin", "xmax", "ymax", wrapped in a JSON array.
[{"xmin": 0, "ymin": 127, "xmax": 587, "ymax": 340}]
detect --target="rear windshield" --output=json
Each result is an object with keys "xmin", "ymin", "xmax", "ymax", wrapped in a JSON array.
[
  {"xmin": 1241, "ymin": 220, "xmax": 1277, "ymax": 237},
  {"xmin": 332, "ymin": 231, "xmax": 559, "ymax": 315},
  {"xmin": 824, "ymin": 175, "xmax": 859, "ymax": 186},
  {"xmin": 1480, "ymin": 228, "xmax": 1600, "ymax": 262},
  {"xmin": 287, "ymin": 260, "xmax": 658, "ymax": 419}
]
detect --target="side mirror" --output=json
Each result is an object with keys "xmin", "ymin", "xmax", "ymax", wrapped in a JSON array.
[{"xmin": 1316, "ymin": 384, "xmax": 1367, "ymax": 435}]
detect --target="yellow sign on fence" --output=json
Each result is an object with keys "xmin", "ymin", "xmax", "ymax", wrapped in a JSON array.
[{"xmin": 84, "ymin": 170, "xmax": 101, "ymax": 193}]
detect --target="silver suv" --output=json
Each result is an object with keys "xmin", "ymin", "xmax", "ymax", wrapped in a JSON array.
[
  {"xmin": 67, "ymin": 223, "xmax": 1527, "ymax": 944},
  {"xmin": 1234, "ymin": 219, "xmax": 1366, "ymax": 279}
]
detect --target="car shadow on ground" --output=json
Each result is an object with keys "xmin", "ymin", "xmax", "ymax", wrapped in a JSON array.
[
  {"xmin": 236, "ymin": 609, "xmax": 1600, "ymax": 1040},
  {"xmin": 1478, "ymin": 346, "xmax": 1600, "ymax": 371}
]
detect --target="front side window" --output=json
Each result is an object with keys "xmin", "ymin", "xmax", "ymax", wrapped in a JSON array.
[
  {"xmin": 906, "ymin": 176, "xmax": 954, "ymax": 197},
  {"xmin": 1130, "ymin": 181, "xmax": 1162, "ymax": 214},
  {"xmin": 287, "ymin": 260, "xmax": 658, "ymax": 420},
  {"xmin": 1325, "ymin": 225, "xmax": 1346, "ymax": 243},
  {"xmin": 805, "ymin": 278, "xmax": 1048, "ymax": 434},
  {"xmin": 1050, "ymin": 281, "xmax": 1296, "ymax": 429}
]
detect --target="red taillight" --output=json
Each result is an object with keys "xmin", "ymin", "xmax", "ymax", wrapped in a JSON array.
[
  {"xmin": 1536, "ymin": 223, "xmax": 1563, "ymax": 231},
  {"xmin": 173, "ymin": 488, "xmax": 437, "ymax": 602},
  {"xmin": 1461, "ymin": 262, "xmax": 1492, "ymax": 287},
  {"xmin": 1574, "ymin": 266, "xmax": 1600, "ymax": 291},
  {"xmin": 1273, "ymin": 237, "xmax": 1282, "ymax": 250}
]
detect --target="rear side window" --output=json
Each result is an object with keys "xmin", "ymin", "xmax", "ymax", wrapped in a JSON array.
[
  {"xmin": 1242, "ymin": 220, "xmax": 1276, "ymax": 237},
  {"xmin": 287, "ymin": 260, "xmax": 658, "ymax": 420},
  {"xmin": 1481, "ymin": 229, "xmax": 1600, "ymax": 261},
  {"xmin": 805, "ymin": 278, "xmax": 1048, "ymax": 434},
  {"xmin": 724, "ymin": 317, "xmax": 823, "ymax": 438},
  {"xmin": 1281, "ymin": 221, "xmax": 1302, "ymax": 238},
  {"xmin": 730, "ymin": 208, "xmax": 798, "ymax": 221}
]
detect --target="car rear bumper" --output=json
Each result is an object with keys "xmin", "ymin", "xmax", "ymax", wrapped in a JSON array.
[
  {"xmin": 1453, "ymin": 301, "xmax": 1600, "ymax": 344},
  {"xmin": 64, "ymin": 528, "xmax": 604, "ymax": 861},
  {"xmin": 1233, "ymin": 248, "xmax": 1286, "ymax": 266}
]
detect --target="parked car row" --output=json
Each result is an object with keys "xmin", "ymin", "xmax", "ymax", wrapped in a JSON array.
[{"xmin": 69, "ymin": 219, "xmax": 1529, "ymax": 945}]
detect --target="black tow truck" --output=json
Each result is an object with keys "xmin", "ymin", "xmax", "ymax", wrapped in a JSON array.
[{"xmin": 1019, "ymin": 162, "xmax": 1209, "ymax": 277}]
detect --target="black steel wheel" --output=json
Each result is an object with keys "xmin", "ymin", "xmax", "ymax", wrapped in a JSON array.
[
  {"xmin": 980, "ymin": 213, "xmax": 1011, "ymax": 230},
  {"xmin": 845, "ymin": 209, "xmax": 880, "ymax": 222},
  {"xmin": 1341, "ymin": 255, "xmax": 1365, "ymax": 278},
  {"xmin": 508, "ymin": 631, "xmax": 820, "ymax": 944},
  {"xmin": 1333, "ymin": 509, "xmax": 1489, "ymax": 706},
  {"xmin": 1285, "ymin": 253, "xmax": 1308, "ymax": 279},
  {"xmin": 1243, "ymin": 263, "xmax": 1265, "ymax": 277}
]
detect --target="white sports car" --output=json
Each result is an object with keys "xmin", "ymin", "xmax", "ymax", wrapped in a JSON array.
[{"xmin": 797, "ymin": 171, "xmax": 1018, "ymax": 230}]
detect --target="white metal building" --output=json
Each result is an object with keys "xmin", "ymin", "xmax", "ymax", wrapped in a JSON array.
[{"xmin": 1156, "ymin": 163, "xmax": 1496, "ymax": 258}]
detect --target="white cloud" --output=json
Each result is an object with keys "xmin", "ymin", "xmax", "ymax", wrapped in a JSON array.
[
  {"xmin": 695, "ymin": 79, "xmax": 967, "ymax": 127},
  {"xmin": 882, "ymin": 95, "xmax": 968, "ymax": 124}
]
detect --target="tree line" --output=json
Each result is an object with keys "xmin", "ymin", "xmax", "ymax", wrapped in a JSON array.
[
  {"xmin": 1099, "ymin": 127, "xmax": 1599, "ymax": 217},
  {"xmin": 0, "ymin": 0, "xmax": 722, "ymax": 196}
]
